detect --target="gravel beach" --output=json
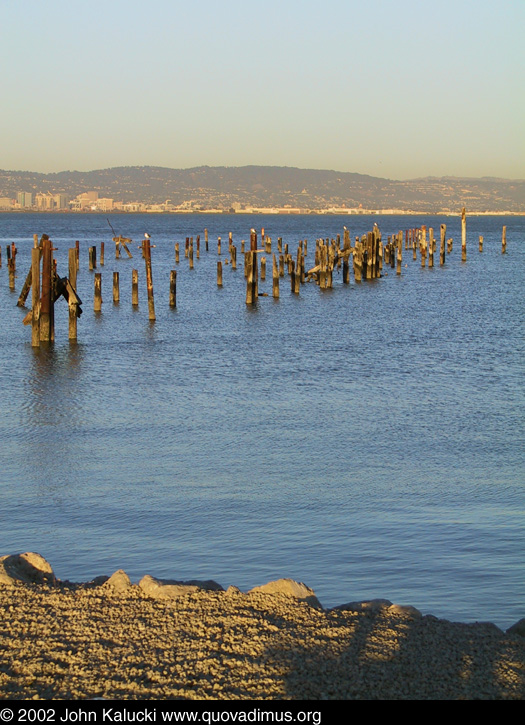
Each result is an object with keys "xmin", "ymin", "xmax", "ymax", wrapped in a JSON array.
[{"xmin": 0, "ymin": 554, "xmax": 523, "ymax": 700}]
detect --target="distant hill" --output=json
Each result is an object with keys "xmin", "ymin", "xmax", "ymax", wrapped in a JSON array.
[{"xmin": 1, "ymin": 165, "xmax": 524, "ymax": 212}]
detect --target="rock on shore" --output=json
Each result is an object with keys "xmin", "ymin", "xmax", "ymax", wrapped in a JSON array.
[{"xmin": 0, "ymin": 553, "xmax": 523, "ymax": 700}]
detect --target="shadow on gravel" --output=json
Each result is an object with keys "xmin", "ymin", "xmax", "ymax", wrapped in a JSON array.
[{"xmin": 268, "ymin": 607, "xmax": 525, "ymax": 700}]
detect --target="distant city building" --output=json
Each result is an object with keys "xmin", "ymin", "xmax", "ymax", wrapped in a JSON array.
[
  {"xmin": 35, "ymin": 193, "xmax": 55, "ymax": 210},
  {"xmin": 0, "ymin": 197, "xmax": 13, "ymax": 209},
  {"xmin": 17, "ymin": 192, "xmax": 33, "ymax": 208},
  {"xmin": 53, "ymin": 193, "xmax": 69, "ymax": 209}
]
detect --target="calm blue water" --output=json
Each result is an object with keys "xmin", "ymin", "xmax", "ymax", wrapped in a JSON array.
[{"xmin": 0, "ymin": 212, "xmax": 523, "ymax": 629}]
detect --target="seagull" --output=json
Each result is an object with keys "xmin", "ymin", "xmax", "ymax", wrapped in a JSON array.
[{"xmin": 144, "ymin": 233, "xmax": 151, "ymax": 239}]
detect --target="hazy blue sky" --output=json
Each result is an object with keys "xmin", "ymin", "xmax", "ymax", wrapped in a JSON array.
[{"xmin": 1, "ymin": 0, "xmax": 524, "ymax": 179}]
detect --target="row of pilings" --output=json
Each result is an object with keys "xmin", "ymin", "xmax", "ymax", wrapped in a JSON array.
[{"xmin": 1, "ymin": 210, "xmax": 510, "ymax": 345}]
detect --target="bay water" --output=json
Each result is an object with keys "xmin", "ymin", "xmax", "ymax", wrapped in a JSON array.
[{"xmin": 0, "ymin": 212, "xmax": 523, "ymax": 629}]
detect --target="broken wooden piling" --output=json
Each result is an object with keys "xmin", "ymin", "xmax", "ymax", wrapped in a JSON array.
[
  {"xmin": 94, "ymin": 273, "xmax": 102, "ymax": 312},
  {"xmin": 461, "ymin": 208, "xmax": 467, "ymax": 262},
  {"xmin": 113, "ymin": 272, "xmax": 120, "ymax": 304},
  {"xmin": 169, "ymin": 270, "xmax": 177, "ymax": 308},
  {"xmin": 68, "ymin": 248, "xmax": 78, "ymax": 341},
  {"xmin": 40, "ymin": 235, "xmax": 54, "ymax": 342},
  {"xmin": 143, "ymin": 238, "xmax": 156, "ymax": 321},
  {"xmin": 132, "ymin": 270, "xmax": 139, "ymax": 306},
  {"xmin": 31, "ymin": 247, "xmax": 41, "ymax": 347}
]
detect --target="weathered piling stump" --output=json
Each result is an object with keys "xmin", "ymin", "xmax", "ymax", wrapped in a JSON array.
[
  {"xmin": 169, "ymin": 270, "xmax": 177, "ymax": 308},
  {"xmin": 396, "ymin": 231, "xmax": 402, "ymax": 275},
  {"xmin": 502, "ymin": 226, "xmax": 507, "ymax": 254},
  {"xmin": 479, "ymin": 235, "xmax": 484, "ymax": 253},
  {"xmin": 132, "ymin": 270, "xmax": 139, "ymax": 306},
  {"xmin": 245, "ymin": 253, "xmax": 255, "ymax": 305},
  {"xmin": 260, "ymin": 256, "xmax": 266, "ymax": 281},
  {"xmin": 290, "ymin": 259, "xmax": 296, "ymax": 293},
  {"xmin": 7, "ymin": 246, "xmax": 16, "ymax": 290},
  {"xmin": 175, "ymin": 243, "xmax": 180, "ymax": 263},
  {"xmin": 447, "ymin": 237, "xmax": 453, "ymax": 254},
  {"xmin": 272, "ymin": 254, "xmax": 279, "ymax": 299},
  {"xmin": 40, "ymin": 235, "xmax": 54, "ymax": 342},
  {"xmin": 204, "ymin": 228, "xmax": 208, "ymax": 252},
  {"xmin": 31, "ymin": 247, "xmax": 41, "ymax": 347},
  {"xmin": 143, "ymin": 237, "xmax": 156, "ymax": 321},
  {"xmin": 218, "ymin": 237, "xmax": 221, "ymax": 256},
  {"xmin": 217, "ymin": 261, "xmax": 223, "ymax": 287},
  {"xmin": 428, "ymin": 228, "xmax": 434, "ymax": 268},
  {"xmin": 100, "ymin": 242, "xmax": 105, "ymax": 266},
  {"xmin": 113, "ymin": 272, "xmax": 120, "ymax": 304},
  {"xmin": 440, "ymin": 225, "xmax": 446, "ymax": 265},
  {"xmin": 89, "ymin": 246, "xmax": 96, "ymax": 271},
  {"xmin": 94, "ymin": 273, "xmax": 102, "ymax": 312},
  {"xmin": 461, "ymin": 207, "xmax": 467, "ymax": 262},
  {"xmin": 68, "ymin": 248, "xmax": 79, "ymax": 341},
  {"xmin": 420, "ymin": 227, "xmax": 427, "ymax": 268}
]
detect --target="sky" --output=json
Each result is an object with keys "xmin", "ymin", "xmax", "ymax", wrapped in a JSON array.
[{"xmin": 1, "ymin": 0, "xmax": 524, "ymax": 179}]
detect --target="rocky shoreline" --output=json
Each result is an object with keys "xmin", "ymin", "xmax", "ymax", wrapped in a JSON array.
[{"xmin": 1, "ymin": 553, "xmax": 524, "ymax": 700}]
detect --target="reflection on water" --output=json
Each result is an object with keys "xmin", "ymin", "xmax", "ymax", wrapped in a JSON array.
[{"xmin": 0, "ymin": 213, "xmax": 523, "ymax": 628}]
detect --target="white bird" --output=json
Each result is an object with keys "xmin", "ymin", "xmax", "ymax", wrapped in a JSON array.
[{"xmin": 144, "ymin": 233, "xmax": 151, "ymax": 239}]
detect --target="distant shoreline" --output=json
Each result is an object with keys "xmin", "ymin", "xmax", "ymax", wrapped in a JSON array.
[{"xmin": 1, "ymin": 209, "xmax": 524, "ymax": 216}]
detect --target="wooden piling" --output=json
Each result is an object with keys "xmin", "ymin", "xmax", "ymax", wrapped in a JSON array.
[
  {"xmin": 132, "ymin": 270, "xmax": 139, "ymax": 306},
  {"xmin": 17, "ymin": 267, "xmax": 33, "ymax": 307},
  {"xmin": 440, "ymin": 225, "xmax": 446, "ymax": 265},
  {"xmin": 113, "ymin": 271, "xmax": 120, "ymax": 303},
  {"xmin": 479, "ymin": 235, "xmax": 484, "ymax": 253},
  {"xmin": 397, "ymin": 231, "xmax": 402, "ymax": 275},
  {"xmin": 461, "ymin": 207, "xmax": 467, "ymax": 262},
  {"xmin": 231, "ymin": 245, "xmax": 237, "ymax": 270},
  {"xmin": 94, "ymin": 273, "xmax": 102, "ymax": 312},
  {"xmin": 89, "ymin": 246, "xmax": 96, "ymax": 270},
  {"xmin": 100, "ymin": 242, "xmax": 105, "ymax": 266},
  {"xmin": 189, "ymin": 242, "xmax": 194, "ymax": 270},
  {"xmin": 272, "ymin": 254, "xmax": 279, "ymax": 299},
  {"xmin": 31, "ymin": 247, "xmax": 41, "ymax": 347},
  {"xmin": 175, "ymin": 243, "xmax": 180, "ymax": 263},
  {"xmin": 8, "ymin": 252, "xmax": 15, "ymax": 290},
  {"xmin": 428, "ymin": 228, "xmax": 434, "ymax": 268},
  {"xmin": 218, "ymin": 237, "xmax": 221, "ymax": 256},
  {"xmin": 204, "ymin": 228, "xmax": 208, "ymax": 251},
  {"xmin": 502, "ymin": 226, "xmax": 507, "ymax": 254},
  {"xmin": 169, "ymin": 270, "xmax": 177, "ymax": 307},
  {"xmin": 246, "ymin": 253, "xmax": 254, "ymax": 305},
  {"xmin": 260, "ymin": 256, "xmax": 266, "ymax": 281},
  {"xmin": 217, "ymin": 260, "xmax": 223, "ymax": 287},
  {"xmin": 143, "ymin": 238, "xmax": 156, "ymax": 321},
  {"xmin": 40, "ymin": 235, "xmax": 54, "ymax": 342},
  {"xmin": 68, "ymin": 248, "xmax": 78, "ymax": 341}
]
